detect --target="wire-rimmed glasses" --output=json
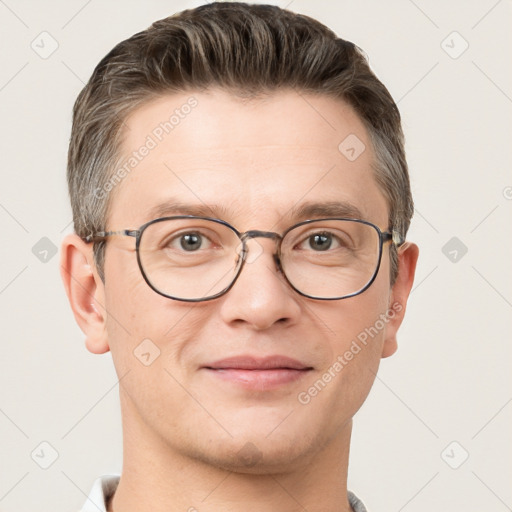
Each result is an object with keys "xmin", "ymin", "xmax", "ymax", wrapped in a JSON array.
[{"xmin": 85, "ymin": 216, "xmax": 404, "ymax": 302}]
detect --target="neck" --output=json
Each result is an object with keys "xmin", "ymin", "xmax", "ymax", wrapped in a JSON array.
[{"xmin": 110, "ymin": 393, "xmax": 354, "ymax": 512}]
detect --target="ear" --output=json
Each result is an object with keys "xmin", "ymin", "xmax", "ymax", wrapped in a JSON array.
[
  {"xmin": 60, "ymin": 234, "xmax": 110, "ymax": 354},
  {"xmin": 381, "ymin": 242, "xmax": 419, "ymax": 358}
]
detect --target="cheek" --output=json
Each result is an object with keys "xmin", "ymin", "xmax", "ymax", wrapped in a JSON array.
[
  {"xmin": 102, "ymin": 248, "xmax": 210, "ymax": 386},
  {"xmin": 102, "ymin": 267, "xmax": 194, "ymax": 424},
  {"xmin": 303, "ymin": 274, "xmax": 391, "ymax": 408},
  {"xmin": 319, "ymin": 269, "xmax": 391, "ymax": 353},
  {"xmin": 103, "ymin": 248, "xmax": 171, "ymax": 366}
]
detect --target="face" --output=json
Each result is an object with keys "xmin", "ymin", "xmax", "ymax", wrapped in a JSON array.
[{"xmin": 87, "ymin": 89, "xmax": 412, "ymax": 472}]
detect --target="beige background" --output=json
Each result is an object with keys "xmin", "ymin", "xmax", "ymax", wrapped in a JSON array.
[{"xmin": 0, "ymin": 0, "xmax": 511, "ymax": 510}]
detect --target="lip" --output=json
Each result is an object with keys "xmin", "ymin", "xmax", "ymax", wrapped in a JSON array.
[
  {"xmin": 201, "ymin": 355, "xmax": 313, "ymax": 391},
  {"xmin": 203, "ymin": 355, "xmax": 312, "ymax": 371}
]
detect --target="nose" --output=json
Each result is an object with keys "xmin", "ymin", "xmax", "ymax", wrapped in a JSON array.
[{"xmin": 218, "ymin": 237, "xmax": 301, "ymax": 330}]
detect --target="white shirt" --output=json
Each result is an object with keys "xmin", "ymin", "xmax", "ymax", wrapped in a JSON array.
[
  {"xmin": 80, "ymin": 475, "xmax": 368, "ymax": 511},
  {"xmin": 80, "ymin": 475, "xmax": 119, "ymax": 512}
]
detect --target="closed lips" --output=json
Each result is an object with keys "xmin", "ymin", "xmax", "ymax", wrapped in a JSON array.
[{"xmin": 203, "ymin": 355, "xmax": 313, "ymax": 371}]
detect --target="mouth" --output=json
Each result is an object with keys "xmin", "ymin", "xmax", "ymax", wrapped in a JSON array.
[{"xmin": 201, "ymin": 355, "xmax": 313, "ymax": 390}]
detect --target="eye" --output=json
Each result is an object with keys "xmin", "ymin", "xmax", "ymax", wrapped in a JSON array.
[
  {"xmin": 168, "ymin": 231, "xmax": 212, "ymax": 252},
  {"xmin": 308, "ymin": 233, "xmax": 333, "ymax": 251},
  {"xmin": 301, "ymin": 232, "xmax": 342, "ymax": 251}
]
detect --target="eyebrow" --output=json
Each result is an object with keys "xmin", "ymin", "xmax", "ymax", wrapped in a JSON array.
[
  {"xmin": 145, "ymin": 199, "xmax": 365, "ymax": 225},
  {"xmin": 146, "ymin": 200, "xmax": 230, "ymax": 221},
  {"xmin": 289, "ymin": 201, "xmax": 365, "ymax": 221}
]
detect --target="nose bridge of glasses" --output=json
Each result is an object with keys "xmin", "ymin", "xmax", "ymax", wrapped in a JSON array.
[
  {"xmin": 240, "ymin": 230, "xmax": 282, "ymax": 243},
  {"xmin": 237, "ymin": 230, "xmax": 282, "ymax": 266},
  {"xmin": 240, "ymin": 230, "xmax": 281, "ymax": 252}
]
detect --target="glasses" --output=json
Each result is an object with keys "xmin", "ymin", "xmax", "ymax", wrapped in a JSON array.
[{"xmin": 85, "ymin": 216, "xmax": 404, "ymax": 302}]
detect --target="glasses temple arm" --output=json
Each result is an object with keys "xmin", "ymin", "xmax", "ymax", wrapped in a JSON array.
[{"xmin": 83, "ymin": 229, "xmax": 139, "ymax": 243}]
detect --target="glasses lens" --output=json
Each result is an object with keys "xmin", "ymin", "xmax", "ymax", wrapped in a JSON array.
[
  {"xmin": 281, "ymin": 219, "xmax": 381, "ymax": 299},
  {"xmin": 138, "ymin": 218, "xmax": 242, "ymax": 300}
]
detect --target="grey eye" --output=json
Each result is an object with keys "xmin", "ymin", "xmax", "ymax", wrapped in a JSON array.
[
  {"xmin": 180, "ymin": 233, "xmax": 203, "ymax": 251},
  {"xmin": 308, "ymin": 233, "xmax": 332, "ymax": 251}
]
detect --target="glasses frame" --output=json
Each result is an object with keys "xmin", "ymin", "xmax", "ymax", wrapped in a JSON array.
[{"xmin": 84, "ymin": 215, "xmax": 404, "ymax": 302}]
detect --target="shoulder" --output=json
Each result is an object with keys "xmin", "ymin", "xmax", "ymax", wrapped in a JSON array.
[
  {"xmin": 79, "ymin": 475, "xmax": 120, "ymax": 512},
  {"xmin": 348, "ymin": 490, "xmax": 368, "ymax": 512}
]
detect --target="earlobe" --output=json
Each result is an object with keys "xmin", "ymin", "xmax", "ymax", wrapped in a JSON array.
[
  {"xmin": 381, "ymin": 242, "xmax": 419, "ymax": 359},
  {"xmin": 60, "ymin": 234, "xmax": 110, "ymax": 354}
]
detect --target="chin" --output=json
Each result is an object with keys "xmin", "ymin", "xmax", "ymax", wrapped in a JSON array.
[{"xmin": 185, "ymin": 431, "xmax": 323, "ymax": 475}]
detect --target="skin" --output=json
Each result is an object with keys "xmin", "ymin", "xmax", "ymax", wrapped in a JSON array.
[{"xmin": 61, "ymin": 89, "xmax": 418, "ymax": 512}]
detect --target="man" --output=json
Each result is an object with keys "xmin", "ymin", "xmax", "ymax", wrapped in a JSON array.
[{"xmin": 61, "ymin": 2, "xmax": 418, "ymax": 511}]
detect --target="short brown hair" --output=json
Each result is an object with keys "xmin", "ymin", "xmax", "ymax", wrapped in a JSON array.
[{"xmin": 68, "ymin": 1, "xmax": 413, "ymax": 283}]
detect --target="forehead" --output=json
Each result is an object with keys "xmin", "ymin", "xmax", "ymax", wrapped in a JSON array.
[{"xmin": 108, "ymin": 89, "xmax": 388, "ymax": 229}]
